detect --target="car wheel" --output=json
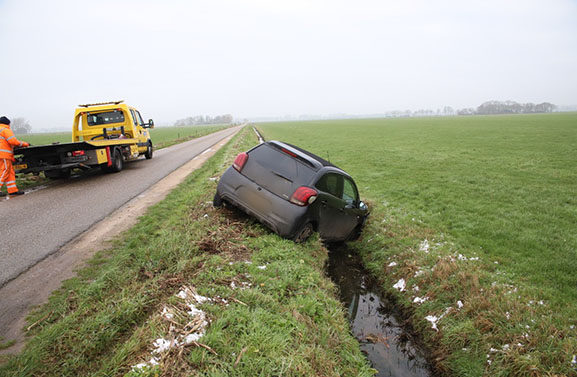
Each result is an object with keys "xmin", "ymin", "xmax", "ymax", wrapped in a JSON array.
[
  {"xmin": 144, "ymin": 142, "xmax": 153, "ymax": 159},
  {"xmin": 293, "ymin": 222, "xmax": 314, "ymax": 243},
  {"xmin": 213, "ymin": 192, "xmax": 223, "ymax": 207}
]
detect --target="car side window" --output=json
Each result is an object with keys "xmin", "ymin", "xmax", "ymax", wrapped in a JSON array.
[
  {"xmin": 343, "ymin": 177, "xmax": 358, "ymax": 205},
  {"xmin": 315, "ymin": 173, "xmax": 343, "ymax": 198}
]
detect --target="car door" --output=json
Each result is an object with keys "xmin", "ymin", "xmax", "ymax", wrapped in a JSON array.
[{"xmin": 315, "ymin": 173, "xmax": 359, "ymax": 241}]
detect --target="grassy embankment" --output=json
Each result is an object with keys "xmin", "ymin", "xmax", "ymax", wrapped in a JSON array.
[
  {"xmin": 0, "ymin": 126, "xmax": 374, "ymax": 376},
  {"xmin": 258, "ymin": 113, "xmax": 577, "ymax": 376},
  {"xmin": 13, "ymin": 125, "xmax": 230, "ymax": 190}
]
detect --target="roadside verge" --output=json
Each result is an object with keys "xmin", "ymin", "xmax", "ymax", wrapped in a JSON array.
[{"xmin": 0, "ymin": 128, "xmax": 239, "ymax": 356}]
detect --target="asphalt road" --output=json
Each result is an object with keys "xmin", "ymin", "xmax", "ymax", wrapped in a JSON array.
[{"xmin": 0, "ymin": 125, "xmax": 242, "ymax": 287}]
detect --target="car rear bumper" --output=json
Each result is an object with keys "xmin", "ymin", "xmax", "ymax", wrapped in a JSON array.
[{"xmin": 216, "ymin": 168, "xmax": 308, "ymax": 238}]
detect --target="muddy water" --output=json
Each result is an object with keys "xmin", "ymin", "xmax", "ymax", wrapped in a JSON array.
[{"xmin": 326, "ymin": 244, "xmax": 432, "ymax": 377}]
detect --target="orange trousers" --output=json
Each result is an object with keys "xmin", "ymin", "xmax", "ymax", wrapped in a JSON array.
[{"xmin": 0, "ymin": 158, "xmax": 18, "ymax": 194}]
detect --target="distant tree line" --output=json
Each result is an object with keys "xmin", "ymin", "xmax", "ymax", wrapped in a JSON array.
[
  {"xmin": 457, "ymin": 101, "xmax": 556, "ymax": 116},
  {"xmin": 11, "ymin": 117, "xmax": 32, "ymax": 134},
  {"xmin": 174, "ymin": 114, "xmax": 233, "ymax": 126}
]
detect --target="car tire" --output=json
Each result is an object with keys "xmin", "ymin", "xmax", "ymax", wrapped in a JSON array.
[
  {"xmin": 293, "ymin": 222, "xmax": 314, "ymax": 243},
  {"xmin": 213, "ymin": 192, "xmax": 223, "ymax": 207},
  {"xmin": 144, "ymin": 141, "xmax": 153, "ymax": 160},
  {"xmin": 109, "ymin": 149, "xmax": 124, "ymax": 173}
]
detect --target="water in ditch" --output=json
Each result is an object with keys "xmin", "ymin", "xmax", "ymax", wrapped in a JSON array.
[{"xmin": 326, "ymin": 243, "xmax": 432, "ymax": 377}]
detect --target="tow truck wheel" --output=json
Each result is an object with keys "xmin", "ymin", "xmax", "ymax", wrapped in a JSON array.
[
  {"xmin": 144, "ymin": 141, "xmax": 153, "ymax": 159},
  {"xmin": 109, "ymin": 149, "xmax": 124, "ymax": 173}
]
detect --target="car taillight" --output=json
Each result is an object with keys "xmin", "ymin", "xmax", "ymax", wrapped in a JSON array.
[
  {"xmin": 290, "ymin": 187, "xmax": 318, "ymax": 206},
  {"xmin": 72, "ymin": 150, "xmax": 85, "ymax": 156},
  {"xmin": 233, "ymin": 152, "xmax": 248, "ymax": 172}
]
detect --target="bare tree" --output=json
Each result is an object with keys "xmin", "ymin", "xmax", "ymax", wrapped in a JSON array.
[{"xmin": 11, "ymin": 117, "xmax": 32, "ymax": 134}]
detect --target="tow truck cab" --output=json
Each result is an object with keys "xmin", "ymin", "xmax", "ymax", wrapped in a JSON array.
[{"xmin": 73, "ymin": 101, "xmax": 154, "ymax": 152}]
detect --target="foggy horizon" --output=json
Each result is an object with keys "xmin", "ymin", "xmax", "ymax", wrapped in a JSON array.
[{"xmin": 1, "ymin": 0, "xmax": 576, "ymax": 131}]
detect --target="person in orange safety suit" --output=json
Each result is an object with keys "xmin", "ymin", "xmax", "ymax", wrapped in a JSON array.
[{"xmin": 0, "ymin": 116, "xmax": 30, "ymax": 197}]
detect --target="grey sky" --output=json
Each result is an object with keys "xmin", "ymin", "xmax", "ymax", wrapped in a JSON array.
[{"xmin": 1, "ymin": 0, "xmax": 576, "ymax": 130}]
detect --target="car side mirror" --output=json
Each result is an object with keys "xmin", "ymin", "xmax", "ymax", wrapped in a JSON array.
[
  {"xmin": 359, "ymin": 201, "xmax": 368, "ymax": 211},
  {"xmin": 146, "ymin": 119, "xmax": 154, "ymax": 128}
]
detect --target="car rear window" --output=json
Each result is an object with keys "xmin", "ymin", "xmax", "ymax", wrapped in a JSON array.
[{"xmin": 241, "ymin": 144, "xmax": 315, "ymax": 200}]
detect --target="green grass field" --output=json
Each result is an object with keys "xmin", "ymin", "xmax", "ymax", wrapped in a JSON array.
[{"xmin": 257, "ymin": 113, "xmax": 577, "ymax": 376}]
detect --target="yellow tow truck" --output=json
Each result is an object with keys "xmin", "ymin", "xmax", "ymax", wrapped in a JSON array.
[{"xmin": 14, "ymin": 101, "xmax": 154, "ymax": 179}]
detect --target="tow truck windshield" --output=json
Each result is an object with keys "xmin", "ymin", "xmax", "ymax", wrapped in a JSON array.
[{"xmin": 87, "ymin": 110, "xmax": 125, "ymax": 126}]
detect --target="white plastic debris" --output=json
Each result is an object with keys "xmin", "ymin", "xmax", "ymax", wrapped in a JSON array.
[
  {"xmin": 413, "ymin": 297, "xmax": 428, "ymax": 304},
  {"xmin": 161, "ymin": 306, "xmax": 174, "ymax": 320},
  {"xmin": 425, "ymin": 315, "xmax": 439, "ymax": 331},
  {"xmin": 419, "ymin": 239, "xmax": 430, "ymax": 253},
  {"xmin": 388, "ymin": 261, "xmax": 397, "ymax": 267},
  {"xmin": 572, "ymin": 355, "xmax": 576, "ymax": 366},
  {"xmin": 152, "ymin": 338, "xmax": 172, "ymax": 354},
  {"xmin": 393, "ymin": 279, "xmax": 406, "ymax": 292},
  {"xmin": 257, "ymin": 265, "xmax": 267, "ymax": 270},
  {"xmin": 414, "ymin": 270, "xmax": 425, "ymax": 277},
  {"xmin": 457, "ymin": 300, "xmax": 463, "ymax": 309}
]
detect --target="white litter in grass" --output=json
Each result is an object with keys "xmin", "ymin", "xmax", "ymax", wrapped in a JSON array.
[
  {"xmin": 393, "ymin": 279, "xmax": 406, "ymax": 292},
  {"xmin": 489, "ymin": 347, "xmax": 499, "ymax": 353},
  {"xmin": 244, "ymin": 261, "xmax": 253, "ymax": 265},
  {"xmin": 419, "ymin": 239, "xmax": 430, "ymax": 253},
  {"xmin": 414, "ymin": 270, "xmax": 425, "ymax": 277},
  {"xmin": 412, "ymin": 285, "xmax": 420, "ymax": 292},
  {"xmin": 161, "ymin": 306, "xmax": 174, "ymax": 320},
  {"xmin": 425, "ymin": 315, "xmax": 439, "ymax": 331},
  {"xmin": 571, "ymin": 355, "xmax": 576, "ymax": 366},
  {"xmin": 502, "ymin": 344, "xmax": 510, "ymax": 351},
  {"xmin": 203, "ymin": 214, "xmax": 209, "ymax": 218},
  {"xmin": 388, "ymin": 262, "xmax": 397, "ymax": 267},
  {"xmin": 413, "ymin": 297, "xmax": 428, "ymax": 304},
  {"xmin": 571, "ymin": 325, "xmax": 575, "ymax": 329},
  {"xmin": 457, "ymin": 254, "xmax": 467, "ymax": 261},
  {"xmin": 208, "ymin": 177, "xmax": 218, "ymax": 181},
  {"xmin": 184, "ymin": 332, "xmax": 203, "ymax": 344},
  {"xmin": 257, "ymin": 265, "xmax": 267, "ymax": 270},
  {"xmin": 153, "ymin": 338, "xmax": 173, "ymax": 353},
  {"xmin": 457, "ymin": 300, "xmax": 464, "ymax": 309},
  {"xmin": 132, "ymin": 285, "xmax": 211, "ymax": 371},
  {"xmin": 505, "ymin": 312, "xmax": 510, "ymax": 320}
]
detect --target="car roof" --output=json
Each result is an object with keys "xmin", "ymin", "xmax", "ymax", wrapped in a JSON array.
[{"xmin": 266, "ymin": 140, "xmax": 337, "ymax": 170}]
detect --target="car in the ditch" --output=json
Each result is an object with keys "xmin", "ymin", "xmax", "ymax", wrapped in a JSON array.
[{"xmin": 213, "ymin": 140, "xmax": 369, "ymax": 243}]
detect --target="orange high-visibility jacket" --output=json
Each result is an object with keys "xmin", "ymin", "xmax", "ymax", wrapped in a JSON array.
[{"xmin": 0, "ymin": 123, "xmax": 29, "ymax": 159}]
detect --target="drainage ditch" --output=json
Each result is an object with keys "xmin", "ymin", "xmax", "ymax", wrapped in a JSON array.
[{"xmin": 326, "ymin": 243, "xmax": 433, "ymax": 377}]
